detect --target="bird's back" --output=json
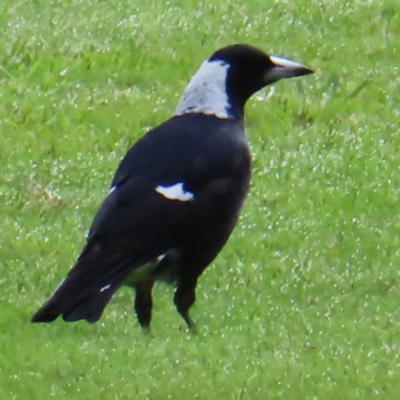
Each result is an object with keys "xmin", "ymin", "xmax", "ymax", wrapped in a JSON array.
[{"xmin": 99, "ymin": 113, "xmax": 252, "ymax": 280}]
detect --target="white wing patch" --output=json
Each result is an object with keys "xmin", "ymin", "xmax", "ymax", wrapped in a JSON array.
[
  {"xmin": 155, "ymin": 182, "xmax": 194, "ymax": 202},
  {"xmin": 157, "ymin": 254, "xmax": 166, "ymax": 262},
  {"xmin": 175, "ymin": 60, "xmax": 230, "ymax": 119},
  {"xmin": 108, "ymin": 186, "xmax": 116, "ymax": 195},
  {"xmin": 100, "ymin": 284, "xmax": 111, "ymax": 293}
]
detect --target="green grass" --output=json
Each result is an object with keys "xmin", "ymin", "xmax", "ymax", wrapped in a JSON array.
[{"xmin": 1, "ymin": 0, "xmax": 400, "ymax": 398}]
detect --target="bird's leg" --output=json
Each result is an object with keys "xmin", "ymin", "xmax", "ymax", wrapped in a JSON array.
[
  {"xmin": 134, "ymin": 280, "xmax": 154, "ymax": 331},
  {"xmin": 174, "ymin": 277, "xmax": 198, "ymax": 331}
]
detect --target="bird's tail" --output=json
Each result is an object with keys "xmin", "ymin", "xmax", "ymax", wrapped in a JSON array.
[
  {"xmin": 30, "ymin": 244, "xmax": 138, "ymax": 324},
  {"xmin": 31, "ymin": 277, "xmax": 123, "ymax": 323},
  {"xmin": 31, "ymin": 228, "xmax": 162, "ymax": 324}
]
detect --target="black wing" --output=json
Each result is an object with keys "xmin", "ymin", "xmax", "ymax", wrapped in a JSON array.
[
  {"xmin": 31, "ymin": 114, "xmax": 250, "ymax": 323},
  {"xmin": 31, "ymin": 179, "xmax": 196, "ymax": 323}
]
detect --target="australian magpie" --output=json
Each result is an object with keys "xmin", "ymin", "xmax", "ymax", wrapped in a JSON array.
[{"xmin": 31, "ymin": 44, "xmax": 313, "ymax": 330}]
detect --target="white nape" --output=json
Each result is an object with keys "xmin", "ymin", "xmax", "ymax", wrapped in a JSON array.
[
  {"xmin": 175, "ymin": 60, "xmax": 230, "ymax": 119},
  {"xmin": 108, "ymin": 186, "xmax": 116, "ymax": 195},
  {"xmin": 155, "ymin": 182, "xmax": 194, "ymax": 202},
  {"xmin": 100, "ymin": 283, "xmax": 111, "ymax": 293}
]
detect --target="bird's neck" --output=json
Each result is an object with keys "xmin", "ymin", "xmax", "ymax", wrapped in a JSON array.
[{"xmin": 174, "ymin": 60, "xmax": 244, "ymax": 120}]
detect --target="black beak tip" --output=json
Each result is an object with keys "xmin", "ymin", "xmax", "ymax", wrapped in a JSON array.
[{"xmin": 301, "ymin": 67, "xmax": 314, "ymax": 76}]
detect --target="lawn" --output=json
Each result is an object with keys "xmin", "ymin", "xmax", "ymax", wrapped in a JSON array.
[{"xmin": 1, "ymin": 0, "xmax": 400, "ymax": 398}]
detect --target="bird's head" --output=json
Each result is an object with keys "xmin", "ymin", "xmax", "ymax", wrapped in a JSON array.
[{"xmin": 175, "ymin": 44, "xmax": 313, "ymax": 120}]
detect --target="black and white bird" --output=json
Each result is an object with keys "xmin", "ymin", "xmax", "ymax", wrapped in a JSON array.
[{"xmin": 31, "ymin": 44, "xmax": 313, "ymax": 330}]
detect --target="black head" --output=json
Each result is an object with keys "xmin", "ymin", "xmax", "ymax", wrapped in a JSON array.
[
  {"xmin": 210, "ymin": 44, "xmax": 313, "ymax": 118},
  {"xmin": 175, "ymin": 44, "xmax": 313, "ymax": 120}
]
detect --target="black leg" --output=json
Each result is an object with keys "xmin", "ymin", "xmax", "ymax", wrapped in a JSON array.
[
  {"xmin": 134, "ymin": 281, "xmax": 154, "ymax": 329},
  {"xmin": 174, "ymin": 278, "xmax": 197, "ymax": 330}
]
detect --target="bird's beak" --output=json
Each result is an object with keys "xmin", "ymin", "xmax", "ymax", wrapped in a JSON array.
[{"xmin": 265, "ymin": 55, "xmax": 313, "ymax": 81}]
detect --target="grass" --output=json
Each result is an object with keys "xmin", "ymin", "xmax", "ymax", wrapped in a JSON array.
[{"xmin": 1, "ymin": 0, "xmax": 400, "ymax": 398}]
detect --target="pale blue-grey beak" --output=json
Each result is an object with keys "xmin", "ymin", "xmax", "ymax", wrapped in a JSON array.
[{"xmin": 266, "ymin": 55, "xmax": 313, "ymax": 81}]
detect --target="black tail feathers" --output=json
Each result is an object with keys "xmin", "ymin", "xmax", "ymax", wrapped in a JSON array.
[
  {"xmin": 31, "ymin": 301, "xmax": 62, "ymax": 323},
  {"xmin": 31, "ymin": 281, "xmax": 121, "ymax": 324}
]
